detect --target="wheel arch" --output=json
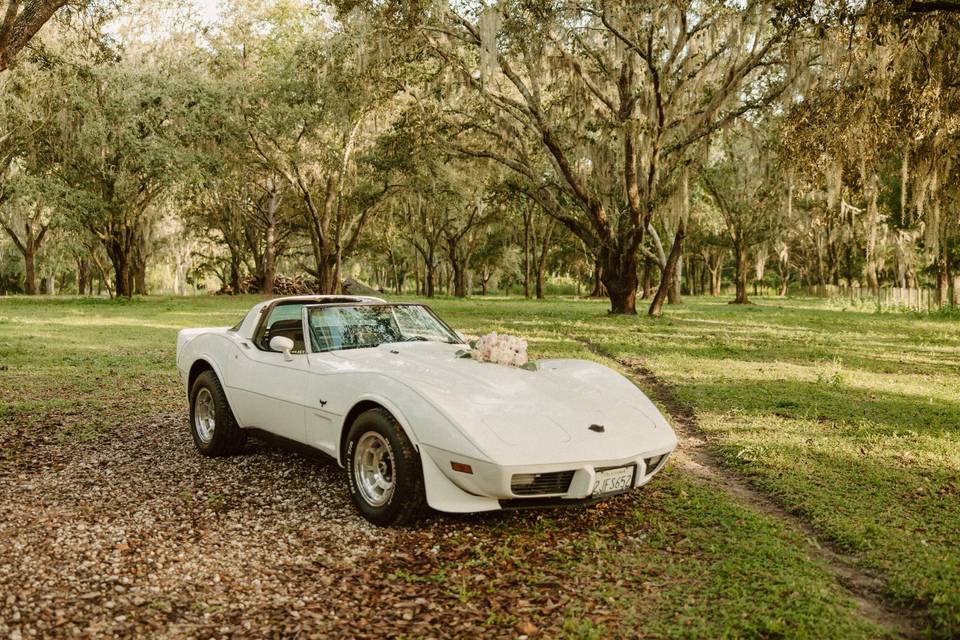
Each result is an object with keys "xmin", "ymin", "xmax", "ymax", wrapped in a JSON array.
[
  {"xmin": 339, "ymin": 397, "xmax": 420, "ymax": 466},
  {"xmin": 186, "ymin": 357, "xmax": 228, "ymax": 398}
]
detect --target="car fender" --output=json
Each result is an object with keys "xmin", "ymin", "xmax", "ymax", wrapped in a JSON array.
[
  {"xmin": 178, "ymin": 333, "xmax": 246, "ymax": 422},
  {"xmin": 340, "ymin": 391, "xmax": 421, "ymax": 457},
  {"xmin": 338, "ymin": 389, "xmax": 501, "ymax": 513},
  {"xmin": 336, "ymin": 378, "xmax": 491, "ymax": 465}
]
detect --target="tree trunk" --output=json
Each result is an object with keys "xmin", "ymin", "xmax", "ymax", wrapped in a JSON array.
[
  {"xmin": 263, "ymin": 223, "xmax": 276, "ymax": 295},
  {"xmin": 133, "ymin": 258, "xmax": 147, "ymax": 295},
  {"xmin": 425, "ymin": 259, "xmax": 435, "ymax": 298},
  {"xmin": 936, "ymin": 252, "xmax": 948, "ymax": 307},
  {"xmin": 229, "ymin": 252, "xmax": 242, "ymax": 294},
  {"xmin": 23, "ymin": 248, "xmax": 37, "ymax": 295},
  {"xmin": 451, "ymin": 258, "xmax": 467, "ymax": 297},
  {"xmin": 112, "ymin": 253, "xmax": 131, "ymax": 298},
  {"xmin": 667, "ymin": 249, "xmax": 682, "ymax": 305},
  {"xmin": 532, "ymin": 217, "xmax": 554, "ymax": 300},
  {"xmin": 2, "ymin": 217, "xmax": 49, "ymax": 295},
  {"xmin": 863, "ymin": 173, "xmax": 881, "ymax": 296},
  {"xmin": 332, "ymin": 245, "xmax": 343, "ymax": 295},
  {"xmin": 815, "ymin": 236, "xmax": 826, "ymax": 291},
  {"xmin": 640, "ymin": 255, "xmax": 653, "ymax": 299},
  {"xmin": 826, "ymin": 218, "xmax": 840, "ymax": 286},
  {"xmin": 589, "ymin": 259, "xmax": 605, "ymax": 298},
  {"xmin": 131, "ymin": 224, "xmax": 150, "ymax": 295},
  {"xmin": 649, "ymin": 220, "xmax": 685, "ymax": 317},
  {"xmin": 522, "ymin": 208, "xmax": 531, "ymax": 299},
  {"xmin": 117, "ymin": 266, "xmax": 131, "ymax": 298},
  {"xmin": 688, "ymin": 257, "xmax": 697, "ymax": 296},
  {"xmin": 394, "ymin": 266, "xmax": 404, "ymax": 295},
  {"xmin": 599, "ymin": 246, "xmax": 639, "ymax": 314},
  {"xmin": 76, "ymin": 256, "xmax": 89, "ymax": 296},
  {"xmin": 263, "ymin": 225, "xmax": 276, "ymax": 295},
  {"xmin": 732, "ymin": 244, "xmax": 749, "ymax": 304},
  {"xmin": 413, "ymin": 252, "xmax": 421, "ymax": 296},
  {"xmin": 89, "ymin": 248, "xmax": 113, "ymax": 298}
]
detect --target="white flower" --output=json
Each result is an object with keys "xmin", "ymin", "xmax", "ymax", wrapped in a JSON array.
[{"xmin": 469, "ymin": 332, "xmax": 530, "ymax": 368}]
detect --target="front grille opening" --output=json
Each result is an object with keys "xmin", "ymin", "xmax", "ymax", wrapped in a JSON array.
[
  {"xmin": 644, "ymin": 454, "xmax": 667, "ymax": 475},
  {"xmin": 510, "ymin": 471, "xmax": 575, "ymax": 496}
]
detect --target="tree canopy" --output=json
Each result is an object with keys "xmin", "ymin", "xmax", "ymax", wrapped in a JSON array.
[{"xmin": 0, "ymin": 0, "xmax": 958, "ymax": 314}]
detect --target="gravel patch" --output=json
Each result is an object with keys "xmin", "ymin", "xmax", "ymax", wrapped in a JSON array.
[
  {"xmin": 0, "ymin": 408, "xmax": 657, "ymax": 638},
  {"xmin": 0, "ymin": 411, "xmax": 399, "ymax": 638}
]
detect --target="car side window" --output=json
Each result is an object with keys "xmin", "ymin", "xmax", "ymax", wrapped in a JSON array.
[{"xmin": 256, "ymin": 304, "xmax": 306, "ymax": 354}]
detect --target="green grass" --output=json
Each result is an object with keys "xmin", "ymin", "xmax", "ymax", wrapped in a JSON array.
[
  {"xmin": 2, "ymin": 293, "xmax": 958, "ymax": 636},
  {"xmin": 423, "ymin": 295, "xmax": 960, "ymax": 635},
  {"xmin": 409, "ymin": 475, "xmax": 882, "ymax": 638}
]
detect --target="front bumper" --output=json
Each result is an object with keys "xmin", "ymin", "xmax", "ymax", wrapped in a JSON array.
[{"xmin": 420, "ymin": 444, "xmax": 673, "ymax": 512}]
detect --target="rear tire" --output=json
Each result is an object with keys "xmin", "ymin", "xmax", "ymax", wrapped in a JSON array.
[
  {"xmin": 346, "ymin": 408, "xmax": 427, "ymax": 526},
  {"xmin": 189, "ymin": 370, "xmax": 245, "ymax": 456}
]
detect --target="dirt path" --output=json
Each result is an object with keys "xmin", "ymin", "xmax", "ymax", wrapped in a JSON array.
[{"xmin": 577, "ymin": 337, "xmax": 928, "ymax": 639}]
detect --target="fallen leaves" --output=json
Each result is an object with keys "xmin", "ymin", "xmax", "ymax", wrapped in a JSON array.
[{"xmin": 0, "ymin": 408, "xmax": 653, "ymax": 639}]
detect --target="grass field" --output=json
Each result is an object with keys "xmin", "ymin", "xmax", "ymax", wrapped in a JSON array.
[{"xmin": 1, "ymin": 294, "xmax": 957, "ymax": 637}]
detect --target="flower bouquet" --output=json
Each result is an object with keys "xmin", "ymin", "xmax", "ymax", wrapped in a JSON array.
[{"xmin": 458, "ymin": 332, "xmax": 536, "ymax": 370}]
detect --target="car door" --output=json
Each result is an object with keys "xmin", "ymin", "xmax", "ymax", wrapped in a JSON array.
[
  {"xmin": 224, "ymin": 302, "xmax": 311, "ymax": 443},
  {"xmin": 299, "ymin": 306, "xmax": 352, "ymax": 457}
]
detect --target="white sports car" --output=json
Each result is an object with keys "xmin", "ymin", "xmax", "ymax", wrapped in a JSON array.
[{"xmin": 176, "ymin": 296, "xmax": 677, "ymax": 526}]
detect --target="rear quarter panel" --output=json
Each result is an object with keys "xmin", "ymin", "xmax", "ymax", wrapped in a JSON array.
[{"xmin": 176, "ymin": 330, "xmax": 246, "ymax": 423}]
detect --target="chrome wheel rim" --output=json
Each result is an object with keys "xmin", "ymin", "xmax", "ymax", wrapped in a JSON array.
[
  {"xmin": 194, "ymin": 388, "xmax": 216, "ymax": 444},
  {"xmin": 354, "ymin": 432, "xmax": 395, "ymax": 507}
]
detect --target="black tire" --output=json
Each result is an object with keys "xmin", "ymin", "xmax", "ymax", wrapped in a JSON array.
[
  {"xmin": 189, "ymin": 370, "xmax": 246, "ymax": 457},
  {"xmin": 345, "ymin": 408, "xmax": 427, "ymax": 526}
]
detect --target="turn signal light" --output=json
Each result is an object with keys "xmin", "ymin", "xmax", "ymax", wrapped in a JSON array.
[{"xmin": 450, "ymin": 461, "xmax": 473, "ymax": 474}]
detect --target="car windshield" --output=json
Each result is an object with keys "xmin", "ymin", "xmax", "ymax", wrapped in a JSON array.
[{"xmin": 307, "ymin": 304, "xmax": 462, "ymax": 353}]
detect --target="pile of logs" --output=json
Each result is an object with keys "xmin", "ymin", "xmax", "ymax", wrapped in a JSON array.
[
  {"xmin": 218, "ymin": 274, "xmax": 321, "ymax": 295},
  {"xmin": 218, "ymin": 274, "xmax": 381, "ymax": 296}
]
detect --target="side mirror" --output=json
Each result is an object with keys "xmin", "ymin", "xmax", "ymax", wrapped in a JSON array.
[{"xmin": 269, "ymin": 336, "xmax": 295, "ymax": 361}]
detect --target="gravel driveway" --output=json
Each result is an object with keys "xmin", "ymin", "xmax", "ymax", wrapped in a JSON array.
[{"xmin": 0, "ymin": 410, "xmax": 624, "ymax": 639}]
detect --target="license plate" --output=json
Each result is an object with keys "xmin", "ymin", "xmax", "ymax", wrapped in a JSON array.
[{"xmin": 593, "ymin": 465, "xmax": 635, "ymax": 496}]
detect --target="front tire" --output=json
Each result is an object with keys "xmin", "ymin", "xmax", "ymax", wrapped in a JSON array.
[
  {"xmin": 346, "ymin": 408, "xmax": 427, "ymax": 526},
  {"xmin": 189, "ymin": 370, "xmax": 245, "ymax": 456}
]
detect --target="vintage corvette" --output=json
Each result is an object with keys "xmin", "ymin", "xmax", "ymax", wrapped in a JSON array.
[{"xmin": 176, "ymin": 295, "xmax": 678, "ymax": 526}]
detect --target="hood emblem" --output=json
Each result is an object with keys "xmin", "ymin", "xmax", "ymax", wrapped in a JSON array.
[{"xmin": 589, "ymin": 424, "xmax": 605, "ymax": 433}]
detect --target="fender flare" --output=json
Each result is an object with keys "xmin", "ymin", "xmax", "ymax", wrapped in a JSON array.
[
  {"xmin": 338, "ymin": 393, "xmax": 421, "ymax": 466},
  {"xmin": 183, "ymin": 354, "xmax": 245, "ymax": 418},
  {"xmin": 186, "ymin": 354, "xmax": 228, "ymax": 390}
]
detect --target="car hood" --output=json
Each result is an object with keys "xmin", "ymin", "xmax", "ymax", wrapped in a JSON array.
[{"xmin": 332, "ymin": 342, "xmax": 677, "ymax": 466}]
